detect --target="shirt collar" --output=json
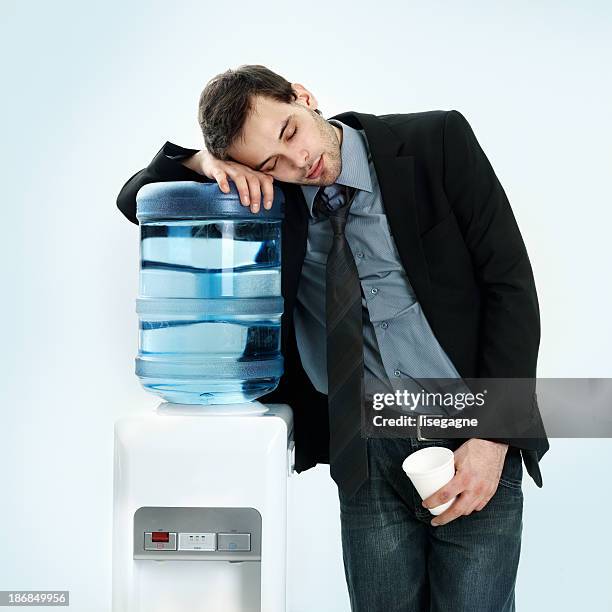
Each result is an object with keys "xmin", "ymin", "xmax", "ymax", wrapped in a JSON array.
[{"xmin": 301, "ymin": 119, "xmax": 373, "ymax": 216}]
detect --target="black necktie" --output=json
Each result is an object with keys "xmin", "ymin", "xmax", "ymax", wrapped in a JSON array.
[{"xmin": 314, "ymin": 185, "xmax": 369, "ymax": 499}]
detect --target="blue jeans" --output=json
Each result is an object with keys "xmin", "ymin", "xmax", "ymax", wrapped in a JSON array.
[{"xmin": 338, "ymin": 437, "xmax": 524, "ymax": 612}]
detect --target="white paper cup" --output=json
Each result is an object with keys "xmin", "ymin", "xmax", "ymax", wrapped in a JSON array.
[{"xmin": 402, "ymin": 446, "xmax": 456, "ymax": 516}]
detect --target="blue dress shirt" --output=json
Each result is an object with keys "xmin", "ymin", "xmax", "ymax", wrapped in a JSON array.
[{"xmin": 293, "ymin": 119, "xmax": 462, "ymax": 399}]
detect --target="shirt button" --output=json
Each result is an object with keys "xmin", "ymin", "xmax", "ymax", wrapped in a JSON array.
[
  {"xmin": 380, "ymin": 321, "xmax": 389, "ymax": 329},
  {"xmin": 394, "ymin": 369, "xmax": 401, "ymax": 377},
  {"xmin": 356, "ymin": 251, "xmax": 364, "ymax": 258},
  {"xmin": 370, "ymin": 287, "xmax": 378, "ymax": 295}
]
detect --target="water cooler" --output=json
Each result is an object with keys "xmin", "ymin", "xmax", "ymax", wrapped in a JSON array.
[{"xmin": 112, "ymin": 182, "xmax": 293, "ymax": 612}]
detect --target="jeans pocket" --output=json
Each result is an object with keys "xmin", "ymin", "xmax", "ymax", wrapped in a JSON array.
[{"xmin": 498, "ymin": 447, "xmax": 523, "ymax": 490}]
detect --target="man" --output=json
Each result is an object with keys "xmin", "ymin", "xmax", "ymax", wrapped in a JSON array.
[{"xmin": 117, "ymin": 65, "xmax": 548, "ymax": 611}]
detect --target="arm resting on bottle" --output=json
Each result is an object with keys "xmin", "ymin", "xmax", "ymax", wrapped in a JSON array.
[{"xmin": 116, "ymin": 142, "xmax": 211, "ymax": 225}]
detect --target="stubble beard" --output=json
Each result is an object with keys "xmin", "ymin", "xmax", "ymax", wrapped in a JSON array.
[{"xmin": 307, "ymin": 109, "xmax": 342, "ymax": 186}]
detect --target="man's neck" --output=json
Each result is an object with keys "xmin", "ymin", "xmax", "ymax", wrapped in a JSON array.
[{"xmin": 330, "ymin": 121, "xmax": 343, "ymax": 147}]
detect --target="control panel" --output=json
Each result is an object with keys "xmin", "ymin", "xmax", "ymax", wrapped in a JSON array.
[{"xmin": 134, "ymin": 507, "xmax": 261, "ymax": 561}]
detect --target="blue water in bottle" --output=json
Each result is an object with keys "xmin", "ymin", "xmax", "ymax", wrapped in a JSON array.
[{"xmin": 134, "ymin": 181, "xmax": 284, "ymax": 405}]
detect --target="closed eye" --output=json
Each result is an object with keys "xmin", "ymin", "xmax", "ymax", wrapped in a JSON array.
[{"xmin": 265, "ymin": 126, "xmax": 298, "ymax": 172}]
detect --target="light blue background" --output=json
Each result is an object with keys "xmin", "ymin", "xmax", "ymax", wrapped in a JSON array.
[{"xmin": 1, "ymin": 1, "xmax": 611, "ymax": 610}]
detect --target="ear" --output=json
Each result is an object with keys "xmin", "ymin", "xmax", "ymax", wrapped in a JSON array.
[{"xmin": 291, "ymin": 83, "xmax": 318, "ymax": 110}]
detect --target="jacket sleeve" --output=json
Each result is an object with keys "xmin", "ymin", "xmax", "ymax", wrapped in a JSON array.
[
  {"xmin": 116, "ymin": 142, "xmax": 213, "ymax": 225},
  {"xmin": 443, "ymin": 110, "xmax": 547, "ymax": 453},
  {"xmin": 442, "ymin": 109, "xmax": 540, "ymax": 379}
]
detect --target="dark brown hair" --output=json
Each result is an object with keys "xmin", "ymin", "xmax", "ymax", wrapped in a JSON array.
[{"xmin": 197, "ymin": 65, "xmax": 297, "ymax": 160}]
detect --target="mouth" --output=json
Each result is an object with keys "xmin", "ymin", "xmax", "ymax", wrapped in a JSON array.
[{"xmin": 306, "ymin": 155, "xmax": 324, "ymax": 180}]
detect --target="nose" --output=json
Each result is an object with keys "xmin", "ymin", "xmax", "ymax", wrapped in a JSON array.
[{"xmin": 293, "ymin": 147, "xmax": 309, "ymax": 169}]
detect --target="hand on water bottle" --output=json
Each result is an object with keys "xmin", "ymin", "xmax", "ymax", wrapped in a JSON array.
[{"xmin": 183, "ymin": 149, "xmax": 275, "ymax": 214}]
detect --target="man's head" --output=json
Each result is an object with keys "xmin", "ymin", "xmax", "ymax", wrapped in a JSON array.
[{"xmin": 198, "ymin": 65, "xmax": 342, "ymax": 186}]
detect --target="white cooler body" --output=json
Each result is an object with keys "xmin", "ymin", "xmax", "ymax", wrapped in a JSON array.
[{"xmin": 112, "ymin": 402, "xmax": 294, "ymax": 612}]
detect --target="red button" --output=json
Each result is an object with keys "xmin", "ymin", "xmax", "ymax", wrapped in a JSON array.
[{"xmin": 151, "ymin": 532, "xmax": 170, "ymax": 543}]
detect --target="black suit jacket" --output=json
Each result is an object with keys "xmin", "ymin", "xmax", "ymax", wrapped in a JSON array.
[{"xmin": 117, "ymin": 109, "xmax": 549, "ymax": 487}]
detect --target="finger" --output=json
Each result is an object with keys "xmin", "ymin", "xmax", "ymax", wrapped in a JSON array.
[
  {"xmin": 261, "ymin": 175, "xmax": 275, "ymax": 209},
  {"xmin": 460, "ymin": 496, "xmax": 483, "ymax": 516},
  {"xmin": 245, "ymin": 175, "xmax": 261, "ymax": 212},
  {"xmin": 231, "ymin": 175, "xmax": 250, "ymax": 206},
  {"xmin": 474, "ymin": 492, "xmax": 494, "ymax": 512},
  {"xmin": 212, "ymin": 170, "xmax": 230, "ymax": 194},
  {"xmin": 422, "ymin": 470, "xmax": 468, "ymax": 510},
  {"xmin": 431, "ymin": 492, "xmax": 478, "ymax": 526}
]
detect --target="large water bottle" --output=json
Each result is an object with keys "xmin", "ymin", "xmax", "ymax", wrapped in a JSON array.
[{"xmin": 134, "ymin": 181, "xmax": 284, "ymax": 405}]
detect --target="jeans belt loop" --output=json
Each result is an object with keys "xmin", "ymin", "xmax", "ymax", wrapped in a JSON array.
[{"xmin": 416, "ymin": 414, "xmax": 440, "ymax": 442}]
